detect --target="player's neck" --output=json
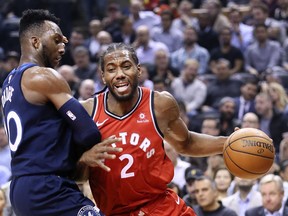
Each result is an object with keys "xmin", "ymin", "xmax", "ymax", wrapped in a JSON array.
[
  {"xmin": 19, "ymin": 55, "xmax": 43, "ymax": 67},
  {"xmin": 106, "ymin": 90, "xmax": 140, "ymax": 116}
]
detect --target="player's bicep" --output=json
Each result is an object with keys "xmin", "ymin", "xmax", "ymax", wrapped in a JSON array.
[
  {"xmin": 155, "ymin": 91, "xmax": 190, "ymax": 152},
  {"xmin": 164, "ymin": 116, "xmax": 190, "ymax": 153},
  {"xmin": 24, "ymin": 67, "xmax": 72, "ymax": 109}
]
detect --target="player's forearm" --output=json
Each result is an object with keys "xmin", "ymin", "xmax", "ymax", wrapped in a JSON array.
[
  {"xmin": 184, "ymin": 132, "xmax": 227, "ymax": 157},
  {"xmin": 72, "ymin": 159, "xmax": 90, "ymax": 183}
]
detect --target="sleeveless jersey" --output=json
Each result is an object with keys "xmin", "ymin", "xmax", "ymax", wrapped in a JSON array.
[
  {"xmin": 89, "ymin": 87, "xmax": 174, "ymax": 215},
  {"xmin": 1, "ymin": 63, "xmax": 79, "ymax": 177}
]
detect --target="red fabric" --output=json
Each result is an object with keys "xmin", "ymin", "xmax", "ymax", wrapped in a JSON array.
[{"xmin": 90, "ymin": 87, "xmax": 174, "ymax": 215}]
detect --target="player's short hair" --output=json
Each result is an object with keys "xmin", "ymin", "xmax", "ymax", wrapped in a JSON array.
[
  {"xmin": 19, "ymin": 9, "xmax": 60, "ymax": 39},
  {"xmin": 99, "ymin": 43, "xmax": 139, "ymax": 71}
]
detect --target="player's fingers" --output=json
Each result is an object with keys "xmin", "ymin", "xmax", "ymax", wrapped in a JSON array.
[
  {"xmin": 102, "ymin": 152, "xmax": 117, "ymax": 160},
  {"xmin": 234, "ymin": 127, "xmax": 240, "ymax": 131},
  {"xmin": 105, "ymin": 146, "xmax": 123, "ymax": 153},
  {"xmin": 91, "ymin": 145, "xmax": 122, "ymax": 155},
  {"xmin": 100, "ymin": 136, "xmax": 122, "ymax": 145},
  {"xmin": 96, "ymin": 161, "xmax": 111, "ymax": 172}
]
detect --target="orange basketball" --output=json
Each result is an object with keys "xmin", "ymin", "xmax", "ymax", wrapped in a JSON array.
[{"xmin": 223, "ymin": 128, "xmax": 275, "ymax": 179}]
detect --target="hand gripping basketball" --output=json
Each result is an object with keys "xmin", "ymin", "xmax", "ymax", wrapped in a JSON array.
[{"xmin": 223, "ymin": 128, "xmax": 274, "ymax": 179}]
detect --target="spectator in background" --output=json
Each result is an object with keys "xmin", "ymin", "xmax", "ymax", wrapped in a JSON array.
[
  {"xmin": 167, "ymin": 182, "xmax": 183, "ymax": 198},
  {"xmin": 183, "ymin": 167, "xmax": 204, "ymax": 208},
  {"xmin": 234, "ymin": 80, "xmax": 259, "ymax": 121},
  {"xmin": 1, "ymin": 181, "xmax": 15, "ymax": 216},
  {"xmin": 198, "ymin": 116, "xmax": 222, "ymax": 174},
  {"xmin": 201, "ymin": 116, "xmax": 221, "ymax": 137},
  {"xmin": 280, "ymin": 138, "xmax": 288, "ymax": 162},
  {"xmin": 273, "ymin": 0, "xmax": 288, "ymax": 33},
  {"xmin": 171, "ymin": 0, "xmax": 198, "ymax": 32},
  {"xmin": 245, "ymin": 174, "xmax": 288, "ymax": 216},
  {"xmin": 282, "ymin": 38, "xmax": 288, "ymax": 71},
  {"xmin": 204, "ymin": 59, "xmax": 242, "ymax": 111},
  {"xmin": 171, "ymin": 59, "xmax": 207, "ymax": 115},
  {"xmin": 209, "ymin": 26, "xmax": 244, "ymax": 74},
  {"xmin": 202, "ymin": 0, "xmax": 231, "ymax": 34},
  {"xmin": 218, "ymin": 97, "xmax": 241, "ymax": 136},
  {"xmin": 245, "ymin": 24, "xmax": 282, "ymax": 76},
  {"xmin": 164, "ymin": 141, "xmax": 191, "ymax": 191},
  {"xmin": 129, "ymin": 0, "xmax": 161, "ymax": 31},
  {"xmin": 152, "ymin": 75, "xmax": 170, "ymax": 92},
  {"xmin": 85, "ymin": 19, "xmax": 102, "ymax": 62},
  {"xmin": 205, "ymin": 154, "xmax": 225, "ymax": 179},
  {"xmin": 213, "ymin": 167, "xmax": 234, "ymax": 201},
  {"xmin": 101, "ymin": 2, "xmax": 122, "ymax": 38},
  {"xmin": 251, "ymin": 3, "xmax": 286, "ymax": 44},
  {"xmin": 139, "ymin": 64, "xmax": 153, "ymax": 89},
  {"xmin": 3, "ymin": 51, "xmax": 19, "ymax": 72},
  {"xmin": 177, "ymin": 99, "xmax": 197, "ymax": 132},
  {"xmin": 267, "ymin": 82, "xmax": 288, "ymax": 117},
  {"xmin": 0, "ymin": 12, "xmax": 20, "ymax": 53},
  {"xmin": 151, "ymin": 9, "xmax": 183, "ymax": 53},
  {"xmin": 241, "ymin": 112, "xmax": 260, "ymax": 128},
  {"xmin": 96, "ymin": 30, "xmax": 113, "ymax": 60},
  {"xmin": 223, "ymin": 177, "xmax": 262, "ymax": 216},
  {"xmin": 61, "ymin": 28, "xmax": 85, "ymax": 66},
  {"xmin": 193, "ymin": 176, "xmax": 238, "ymax": 216},
  {"xmin": 254, "ymin": 92, "xmax": 288, "ymax": 155},
  {"xmin": 133, "ymin": 25, "xmax": 169, "ymax": 65},
  {"xmin": 112, "ymin": 16, "xmax": 136, "ymax": 45},
  {"xmin": 0, "ymin": 51, "xmax": 20, "ymax": 88},
  {"xmin": 0, "ymin": 188, "xmax": 6, "ymax": 216},
  {"xmin": 229, "ymin": 6, "xmax": 254, "ymax": 53},
  {"xmin": 149, "ymin": 49, "xmax": 179, "ymax": 87},
  {"xmin": 196, "ymin": 11, "xmax": 220, "ymax": 53},
  {"xmin": 0, "ymin": 166, "xmax": 10, "ymax": 187},
  {"xmin": 77, "ymin": 79, "xmax": 95, "ymax": 101},
  {"xmin": 72, "ymin": 46, "xmax": 97, "ymax": 81},
  {"xmin": 171, "ymin": 26, "xmax": 210, "ymax": 74},
  {"xmin": 0, "ymin": 125, "xmax": 10, "ymax": 172},
  {"xmin": 57, "ymin": 65, "xmax": 80, "ymax": 98},
  {"xmin": 279, "ymin": 159, "xmax": 288, "ymax": 183}
]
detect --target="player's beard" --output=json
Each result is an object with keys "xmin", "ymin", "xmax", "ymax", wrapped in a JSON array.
[
  {"xmin": 42, "ymin": 45, "xmax": 53, "ymax": 68},
  {"xmin": 107, "ymin": 79, "xmax": 139, "ymax": 102}
]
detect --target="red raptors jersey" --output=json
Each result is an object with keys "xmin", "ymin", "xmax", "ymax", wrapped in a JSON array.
[{"xmin": 89, "ymin": 87, "xmax": 174, "ymax": 215}]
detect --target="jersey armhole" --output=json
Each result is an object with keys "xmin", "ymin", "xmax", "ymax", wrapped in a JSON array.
[
  {"xmin": 91, "ymin": 95, "xmax": 98, "ymax": 119},
  {"xmin": 150, "ymin": 90, "xmax": 164, "ymax": 139}
]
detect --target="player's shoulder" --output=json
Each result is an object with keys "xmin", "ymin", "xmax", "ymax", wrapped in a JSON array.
[
  {"xmin": 153, "ymin": 90, "xmax": 180, "ymax": 121},
  {"xmin": 24, "ymin": 66, "xmax": 64, "ymax": 86},
  {"xmin": 154, "ymin": 90, "xmax": 178, "ymax": 109},
  {"xmin": 23, "ymin": 66, "xmax": 68, "ymax": 94}
]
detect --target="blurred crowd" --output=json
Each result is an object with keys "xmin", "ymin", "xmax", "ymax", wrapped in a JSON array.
[{"xmin": 1, "ymin": 0, "xmax": 288, "ymax": 215}]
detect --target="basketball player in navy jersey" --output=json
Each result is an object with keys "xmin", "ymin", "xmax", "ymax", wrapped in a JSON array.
[
  {"xmin": 1, "ymin": 9, "xmax": 122, "ymax": 216},
  {"xmin": 80, "ymin": 43, "xmax": 228, "ymax": 215}
]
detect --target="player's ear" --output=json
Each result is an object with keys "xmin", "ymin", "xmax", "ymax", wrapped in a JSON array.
[
  {"xmin": 137, "ymin": 64, "xmax": 142, "ymax": 78},
  {"xmin": 101, "ymin": 70, "xmax": 106, "ymax": 85},
  {"xmin": 31, "ymin": 36, "xmax": 40, "ymax": 50}
]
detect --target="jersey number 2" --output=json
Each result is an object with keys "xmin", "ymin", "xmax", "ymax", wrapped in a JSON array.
[{"xmin": 119, "ymin": 154, "xmax": 135, "ymax": 178}]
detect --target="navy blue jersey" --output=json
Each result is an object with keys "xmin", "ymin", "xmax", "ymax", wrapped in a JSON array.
[{"xmin": 1, "ymin": 63, "xmax": 79, "ymax": 177}]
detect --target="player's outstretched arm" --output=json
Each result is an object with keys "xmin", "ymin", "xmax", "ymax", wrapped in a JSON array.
[
  {"xmin": 23, "ymin": 67, "xmax": 102, "ymax": 148},
  {"xmin": 154, "ymin": 91, "xmax": 227, "ymax": 157},
  {"xmin": 75, "ymin": 136, "xmax": 123, "ymax": 181}
]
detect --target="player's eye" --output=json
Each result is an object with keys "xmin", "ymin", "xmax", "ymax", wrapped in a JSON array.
[{"xmin": 123, "ymin": 64, "xmax": 131, "ymax": 70}]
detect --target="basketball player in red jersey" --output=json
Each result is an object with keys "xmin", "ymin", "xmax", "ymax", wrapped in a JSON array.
[{"xmin": 80, "ymin": 43, "xmax": 227, "ymax": 215}]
